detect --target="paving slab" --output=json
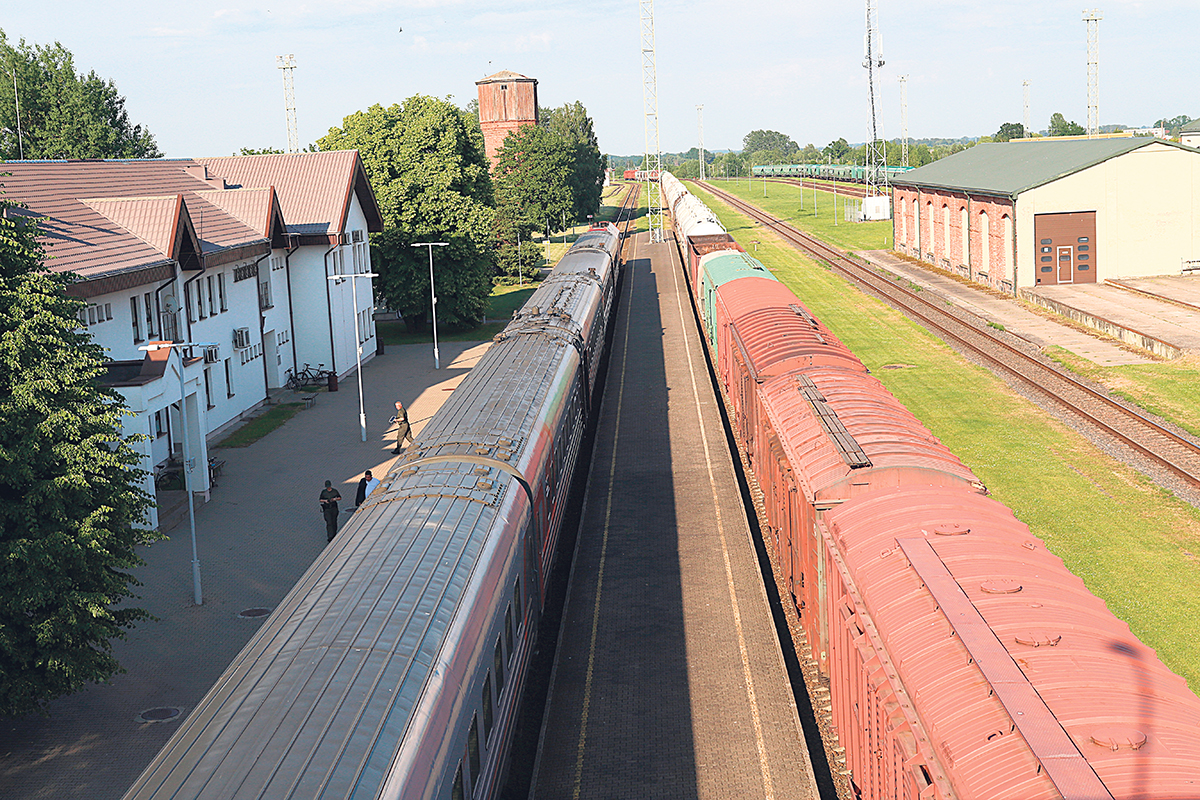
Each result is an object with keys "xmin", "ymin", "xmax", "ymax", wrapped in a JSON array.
[
  {"xmin": 531, "ymin": 232, "xmax": 819, "ymax": 799},
  {"xmin": 857, "ymin": 250, "xmax": 1153, "ymax": 366},
  {"xmin": 1034, "ymin": 280, "xmax": 1200, "ymax": 355},
  {"xmin": 0, "ymin": 340, "xmax": 489, "ymax": 800}
]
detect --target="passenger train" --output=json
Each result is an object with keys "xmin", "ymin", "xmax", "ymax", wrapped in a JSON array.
[
  {"xmin": 123, "ymin": 223, "xmax": 624, "ymax": 800},
  {"xmin": 662, "ymin": 171, "xmax": 1200, "ymax": 799}
]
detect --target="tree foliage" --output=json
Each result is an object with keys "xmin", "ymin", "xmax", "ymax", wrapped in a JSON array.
[
  {"xmin": 492, "ymin": 124, "xmax": 573, "ymax": 281},
  {"xmin": 540, "ymin": 101, "xmax": 606, "ymax": 222},
  {"xmin": 318, "ymin": 96, "xmax": 495, "ymax": 330},
  {"xmin": 823, "ymin": 138, "xmax": 851, "ymax": 161},
  {"xmin": 0, "ymin": 197, "xmax": 156, "ymax": 716},
  {"xmin": 0, "ymin": 30, "xmax": 161, "ymax": 160},
  {"xmin": 743, "ymin": 129, "xmax": 799, "ymax": 158},
  {"xmin": 993, "ymin": 122, "xmax": 1026, "ymax": 142},
  {"xmin": 1048, "ymin": 112, "xmax": 1086, "ymax": 137}
]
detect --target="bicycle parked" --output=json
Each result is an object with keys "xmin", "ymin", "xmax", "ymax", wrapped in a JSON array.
[{"xmin": 284, "ymin": 363, "xmax": 334, "ymax": 390}]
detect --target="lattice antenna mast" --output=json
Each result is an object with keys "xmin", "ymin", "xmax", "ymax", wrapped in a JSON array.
[
  {"xmin": 898, "ymin": 75, "xmax": 909, "ymax": 168},
  {"xmin": 696, "ymin": 105, "xmax": 705, "ymax": 181},
  {"xmin": 276, "ymin": 54, "xmax": 299, "ymax": 154},
  {"xmin": 863, "ymin": 0, "xmax": 887, "ymax": 196},
  {"xmin": 1083, "ymin": 10, "xmax": 1102, "ymax": 137},
  {"xmin": 640, "ymin": 0, "xmax": 664, "ymax": 243},
  {"xmin": 1023, "ymin": 80, "xmax": 1031, "ymax": 138}
]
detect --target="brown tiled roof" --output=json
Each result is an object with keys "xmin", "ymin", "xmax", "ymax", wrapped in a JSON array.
[
  {"xmin": 80, "ymin": 195, "xmax": 183, "ymax": 257},
  {"xmin": 478, "ymin": 70, "xmax": 535, "ymax": 84},
  {"xmin": 198, "ymin": 151, "xmax": 383, "ymax": 239},
  {"xmin": 195, "ymin": 187, "xmax": 284, "ymax": 240}
]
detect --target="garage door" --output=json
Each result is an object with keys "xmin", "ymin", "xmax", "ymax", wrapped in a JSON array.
[{"xmin": 1033, "ymin": 212, "xmax": 1097, "ymax": 286}]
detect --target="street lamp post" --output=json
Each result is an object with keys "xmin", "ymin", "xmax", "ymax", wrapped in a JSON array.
[
  {"xmin": 140, "ymin": 341, "xmax": 217, "ymax": 605},
  {"xmin": 327, "ymin": 272, "xmax": 378, "ymax": 442},
  {"xmin": 412, "ymin": 242, "xmax": 448, "ymax": 368}
]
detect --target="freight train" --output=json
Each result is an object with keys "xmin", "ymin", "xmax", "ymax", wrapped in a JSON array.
[
  {"xmin": 752, "ymin": 162, "xmax": 914, "ymax": 184},
  {"xmin": 663, "ymin": 171, "xmax": 1200, "ymax": 799},
  {"xmin": 122, "ymin": 223, "xmax": 624, "ymax": 800}
]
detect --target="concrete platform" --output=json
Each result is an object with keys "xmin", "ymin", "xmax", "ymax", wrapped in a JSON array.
[
  {"xmin": 531, "ymin": 232, "xmax": 819, "ymax": 799},
  {"xmin": 858, "ymin": 250, "xmax": 1153, "ymax": 366},
  {"xmin": 0, "ymin": 340, "xmax": 490, "ymax": 800}
]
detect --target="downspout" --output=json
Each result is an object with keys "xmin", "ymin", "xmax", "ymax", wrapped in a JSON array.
[
  {"xmin": 966, "ymin": 194, "xmax": 973, "ymax": 281},
  {"xmin": 181, "ymin": 267, "xmax": 206, "ymax": 343},
  {"xmin": 153, "ymin": 270, "xmax": 176, "ymax": 341},
  {"xmin": 916, "ymin": 187, "xmax": 922, "ymax": 259},
  {"xmin": 251, "ymin": 250, "xmax": 271, "ymax": 405},
  {"xmin": 1010, "ymin": 195, "xmax": 1019, "ymax": 296},
  {"xmin": 322, "ymin": 239, "xmax": 339, "ymax": 376},
  {"xmin": 283, "ymin": 236, "xmax": 300, "ymax": 373}
]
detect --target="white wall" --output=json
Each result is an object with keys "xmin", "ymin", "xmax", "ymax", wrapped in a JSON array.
[{"xmin": 1018, "ymin": 142, "xmax": 1200, "ymax": 286}]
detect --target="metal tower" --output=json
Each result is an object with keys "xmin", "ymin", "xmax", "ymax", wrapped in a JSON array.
[
  {"xmin": 696, "ymin": 105, "xmax": 705, "ymax": 181},
  {"xmin": 898, "ymin": 75, "xmax": 909, "ymax": 168},
  {"xmin": 863, "ymin": 0, "xmax": 887, "ymax": 196},
  {"xmin": 640, "ymin": 0, "xmax": 664, "ymax": 243},
  {"xmin": 276, "ymin": 54, "xmax": 299, "ymax": 154},
  {"xmin": 1023, "ymin": 80, "xmax": 1031, "ymax": 138},
  {"xmin": 1083, "ymin": 10, "xmax": 1102, "ymax": 137}
]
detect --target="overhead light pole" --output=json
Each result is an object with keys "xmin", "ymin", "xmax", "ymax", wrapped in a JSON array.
[
  {"xmin": 140, "ymin": 341, "xmax": 218, "ymax": 605},
  {"xmin": 327, "ymin": 271, "xmax": 378, "ymax": 441},
  {"xmin": 412, "ymin": 242, "xmax": 448, "ymax": 368}
]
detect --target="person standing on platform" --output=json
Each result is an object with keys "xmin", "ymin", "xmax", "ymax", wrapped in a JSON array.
[
  {"xmin": 319, "ymin": 480, "xmax": 342, "ymax": 542},
  {"xmin": 391, "ymin": 401, "xmax": 413, "ymax": 454},
  {"xmin": 354, "ymin": 469, "xmax": 380, "ymax": 508}
]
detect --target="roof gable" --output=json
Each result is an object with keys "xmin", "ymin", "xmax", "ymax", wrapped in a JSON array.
[
  {"xmin": 891, "ymin": 137, "xmax": 1197, "ymax": 198},
  {"xmin": 81, "ymin": 195, "xmax": 186, "ymax": 258}
]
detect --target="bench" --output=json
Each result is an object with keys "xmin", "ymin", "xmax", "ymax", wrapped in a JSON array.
[
  {"xmin": 301, "ymin": 394, "xmax": 317, "ymax": 409},
  {"xmin": 208, "ymin": 458, "xmax": 226, "ymax": 487}
]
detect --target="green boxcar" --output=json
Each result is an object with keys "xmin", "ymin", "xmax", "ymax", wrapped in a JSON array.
[{"xmin": 696, "ymin": 250, "xmax": 779, "ymax": 350}]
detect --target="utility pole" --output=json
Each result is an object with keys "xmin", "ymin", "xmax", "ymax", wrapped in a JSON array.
[
  {"xmin": 640, "ymin": 0, "xmax": 664, "ymax": 242},
  {"xmin": 1083, "ymin": 10, "xmax": 1102, "ymax": 138},
  {"xmin": 1023, "ymin": 80, "xmax": 1031, "ymax": 138},
  {"xmin": 863, "ymin": 0, "xmax": 888, "ymax": 197},
  {"xmin": 276, "ymin": 54, "xmax": 299, "ymax": 154},
  {"xmin": 696, "ymin": 104, "xmax": 705, "ymax": 181},
  {"xmin": 9, "ymin": 65, "xmax": 23, "ymax": 159},
  {"xmin": 898, "ymin": 74, "xmax": 909, "ymax": 168}
]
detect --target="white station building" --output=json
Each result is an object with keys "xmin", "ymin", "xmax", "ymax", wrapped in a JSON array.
[{"xmin": 1, "ymin": 153, "xmax": 384, "ymax": 528}]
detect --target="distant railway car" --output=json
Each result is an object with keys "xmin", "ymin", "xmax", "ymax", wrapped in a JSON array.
[
  {"xmin": 623, "ymin": 169, "xmax": 636, "ymax": 180},
  {"xmin": 123, "ymin": 225, "xmax": 625, "ymax": 800},
  {"xmin": 659, "ymin": 175, "xmax": 1200, "ymax": 798},
  {"xmin": 662, "ymin": 171, "xmax": 743, "ymax": 281}
]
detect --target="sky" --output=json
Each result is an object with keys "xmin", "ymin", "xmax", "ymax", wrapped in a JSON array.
[{"xmin": 2, "ymin": 1, "xmax": 1196, "ymax": 159}]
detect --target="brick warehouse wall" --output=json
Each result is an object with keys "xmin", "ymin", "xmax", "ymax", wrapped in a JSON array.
[{"xmin": 893, "ymin": 187, "xmax": 1015, "ymax": 292}]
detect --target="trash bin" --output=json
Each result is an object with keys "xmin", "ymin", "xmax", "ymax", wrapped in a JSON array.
[
  {"xmin": 327, "ymin": 372, "xmax": 338, "ymax": 392},
  {"xmin": 376, "ymin": 340, "xmax": 385, "ymax": 356}
]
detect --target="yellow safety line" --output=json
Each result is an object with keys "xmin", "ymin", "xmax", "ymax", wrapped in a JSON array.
[
  {"xmin": 571, "ymin": 233, "xmax": 636, "ymax": 799},
  {"xmin": 668, "ymin": 242, "xmax": 776, "ymax": 798}
]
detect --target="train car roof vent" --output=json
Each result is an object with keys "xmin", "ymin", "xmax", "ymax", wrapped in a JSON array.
[
  {"xmin": 788, "ymin": 303, "xmax": 822, "ymax": 330},
  {"xmin": 797, "ymin": 375, "xmax": 871, "ymax": 468}
]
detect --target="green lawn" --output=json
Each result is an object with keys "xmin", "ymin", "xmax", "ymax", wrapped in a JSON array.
[
  {"xmin": 217, "ymin": 403, "xmax": 305, "ymax": 448},
  {"xmin": 698, "ymin": 187, "xmax": 1200, "ymax": 693}
]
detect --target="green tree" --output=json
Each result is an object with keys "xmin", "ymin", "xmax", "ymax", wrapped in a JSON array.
[
  {"xmin": 540, "ymin": 101, "xmax": 606, "ymax": 222},
  {"xmin": 319, "ymin": 97, "xmax": 495, "ymax": 330},
  {"xmin": 0, "ymin": 196, "xmax": 157, "ymax": 716},
  {"xmin": 493, "ymin": 124, "xmax": 573, "ymax": 281},
  {"xmin": 0, "ymin": 30, "xmax": 161, "ymax": 160},
  {"xmin": 1048, "ymin": 112, "xmax": 1086, "ymax": 137},
  {"xmin": 797, "ymin": 143, "xmax": 822, "ymax": 163},
  {"xmin": 823, "ymin": 138, "xmax": 851, "ymax": 162},
  {"xmin": 993, "ymin": 122, "xmax": 1026, "ymax": 142},
  {"xmin": 743, "ymin": 130, "xmax": 799, "ymax": 158},
  {"xmin": 712, "ymin": 151, "xmax": 746, "ymax": 178}
]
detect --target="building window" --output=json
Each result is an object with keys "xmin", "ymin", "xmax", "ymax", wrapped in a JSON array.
[
  {"xmin": 482, "ymin": 674, "xmax": 494, "ymax": 744},
  {"xmin": 494, "ymin": 638, "xmax": 505, "ymax": 695},
  {"xmin": 467, "ymin": 715, "xmax": 480, "ymax": 786},
  {"xmin": 154, "ymin": 409, "xmax": 167, "ymax": 437},
  {"xmin": 131, "ymin": 296, "xmax": 142, "ymax": 342},
  {"xmin": 145, "ymin": 292, "xmax": 155, "ymax": 337},
  {"xmin": 259, "ymin": 276, "xmax": 272, "ymax": 310},
  {"xmin": 207, "ymin": 276, "xmax": 216, "ymax": 315},
  {"xmin": 185, "ymin": 285, "xmax": 195, "ymax": 323},
  {"xmin": 218, "ymin": 273, "xmax": 227, "ymax": 311}
]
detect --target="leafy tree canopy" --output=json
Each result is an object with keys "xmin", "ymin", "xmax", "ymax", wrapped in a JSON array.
[
  {"xmin": 492, "ymin": 124, "xmax": 573, "ymax": 281},
  {"xmin": 743, "ymin": 129, "xmax": 799, "ymax": 158},
  {"xmin": 1154, "ymin": 114, "xmax": 1193, "ymax": 136},
  {"xmin": 318, "ymin": 96, "xmax": 495, "ymax": 330},
  {"xmin": 1048, "ymin": 112, "xmax": 1086, "ymax": 137},
  {"xmin": 0, "ymin": 30, "xmax": 161, "ymax": 160},
  {"xmin": 540, "ymin": 101, "xmax": 606, "ymax": 222},
  {"xmin": 0, "ymin": 196, "xmax": 157, "ymax": 716},
  {"xmin": 823, "ymin": 138, "xmax": 851, "ymax": 161},
  {"xmin": 993, "ymin": 122, "xmax": 1026, "ymax": 142}
]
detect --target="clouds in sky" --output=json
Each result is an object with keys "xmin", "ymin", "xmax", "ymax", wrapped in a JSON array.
[{"xmin": 2, "ymin": 1, "xmax": 1195, "ymax": 158}]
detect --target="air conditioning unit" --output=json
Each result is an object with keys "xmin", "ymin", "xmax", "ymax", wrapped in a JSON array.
[
  {"xmin": 203, "ymin": 344, "xmax": 220, "ymax": 364},
  {"xmin": 338, "ymin": 233, "xmax": 350, "ymax": 246},
  {"xmin": 233, "ymin": 327, "xmax": 252, "ymax": 349}
]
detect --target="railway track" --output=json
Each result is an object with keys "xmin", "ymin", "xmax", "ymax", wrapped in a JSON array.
[{"xmin": 696, "ymin": 180, "xmax": 1200, "ymax": 492}]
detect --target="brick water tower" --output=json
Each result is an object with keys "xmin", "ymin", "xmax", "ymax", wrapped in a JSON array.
[{"xmin": 476, "ymin": 70, "xmax": 538, "ymax": 169}]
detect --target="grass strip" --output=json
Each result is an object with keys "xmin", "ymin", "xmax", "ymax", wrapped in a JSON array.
[
  {"xmin": 692, "ymin": 183, "xmax": 1200, "ymax": 692},
  {"xmin": 217, "ymin": 403, "xmax": 305, "ymax": 448}
]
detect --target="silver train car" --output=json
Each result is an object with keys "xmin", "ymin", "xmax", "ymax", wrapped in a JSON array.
[{"xmin": 124, "ymin": 222, "xmax": 623, "ymax": 800}]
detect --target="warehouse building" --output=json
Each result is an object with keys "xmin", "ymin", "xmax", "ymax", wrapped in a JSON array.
[{"xmin": 891, "ymin": 137, "xmax": 1200, "ymax": 293}]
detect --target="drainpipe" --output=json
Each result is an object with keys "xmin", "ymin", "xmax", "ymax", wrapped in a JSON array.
[
  {"xmin": 251, "ymin": 250, "xmax": 271, "ymax": 405},
  {"xmin": 1010, "ymin": 196, "xmax": 1019, "ymax": 295},
  {"xmin": 153, "ymin": 270, "xmax": 176, "ymax": 340},
  {"xmin": 181, "ymin": 267, "xmax": 206, "ymax": 343},
  {"xmin": 966, "ymin": 194, "xmax": 973, "ymax": 282},
  {"xmin": 322, "ymin": 239, "xmax": 340, "ymax": 376},
  {"xmin": 916, "ymin": 188, "xmax": 922, "ymax": 258},
  {"xmin": 283, "ymin": 236, "xmax": 300, "ymax": 374}
]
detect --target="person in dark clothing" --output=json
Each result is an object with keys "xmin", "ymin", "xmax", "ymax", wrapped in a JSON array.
[
  {"xmin": 354, "ymin": 469, "xmax": 374, "ymax": 507},
  {"xmin": 319, "ymin": 480, "xmax": 342, "ymax": 542},
  {"xmin": 391, "ymin": 401, "xmax": 413, "ymax": 454}
]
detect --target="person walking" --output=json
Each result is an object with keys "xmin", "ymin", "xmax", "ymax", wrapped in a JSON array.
[
  {"xmin": 354, "ymin": 469, "xmax": 380, "ymax": 508},
  {"xmin": 391, "ymin": 401, "xmax": 413, "ymax": 454},
  {"xmin": 319, "ymin": 480, "xmax": 342, "ymax": 542}
]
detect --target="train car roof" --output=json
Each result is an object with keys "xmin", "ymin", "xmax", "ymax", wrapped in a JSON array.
[{"xmin": 698, "ymin": 249, "xmax": 777, "ymax": 290}]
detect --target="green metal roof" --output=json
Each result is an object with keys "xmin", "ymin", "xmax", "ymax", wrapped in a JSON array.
[
  {"xmin": 1181, "ymin": 119, "xmax": 1200, "ymax": 133},
  {"xmin": 699, "ymin": 250, "xmax": 778, "ymax": 291},
  {"xmin": 890, "ymin": 137, "xmax": 1185, "ymax": 199}
]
